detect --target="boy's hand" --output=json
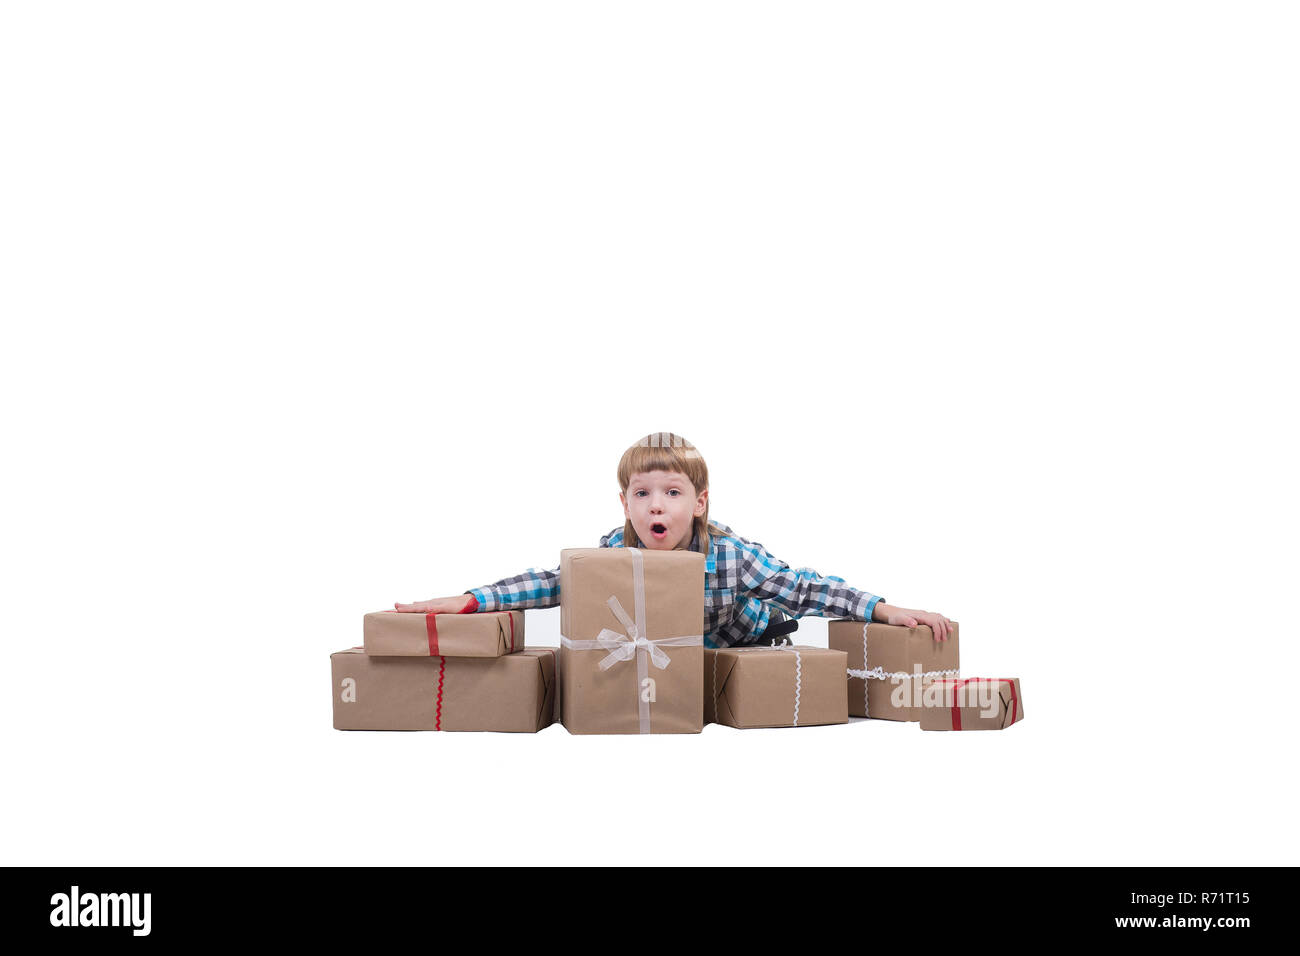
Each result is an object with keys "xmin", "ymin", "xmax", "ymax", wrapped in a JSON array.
[
  {"xmin": 873, "ymin": 603, "xmax": 954, "ymax": 641},
  {"xmin": 394, "ymin": 595, "xmax": 477, "ymax": 614}
]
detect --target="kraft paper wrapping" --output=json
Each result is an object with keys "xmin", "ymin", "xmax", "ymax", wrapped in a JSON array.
[
  {"xmin": 919, "ymin": 677, "xmax": 1024, "ymax": 731},
  {"xmin": 705, "ymin": 644, "xmax": 848, "ymax": 729},
  {"xmin": 559, "ymin": 547, "xmax": 704, "ymax": 735},
  {"xmin": 363, "ymin": 609, "xmax": 523, "ymax": 657},
  {"xmin": 330, "ymin": 646, "xmax": 556, "ymax": 732},
  {"xmin": 828, "ymin": 620, "xmax": 960, "ymax": 721}
]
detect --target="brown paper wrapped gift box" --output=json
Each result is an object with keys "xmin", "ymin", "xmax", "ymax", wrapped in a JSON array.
[
  {"xmin": 363, "ymin": 609, "xmax": 523, "ymax": 657},
  {"xmin": 828, "ymin": 620, "xmax": 960, "ymax": 721},
  {"xmin": 919, "ymin": 677, "xmax": 1024, "ymax": 731},
  {"xmin": 559, "ymin": 548, "xmax": 704, "ymax": 735},
  {"xmin": 705, "ymin": 645, "xmax": 848, "ymax": 729},
  {"xmin": 331, "ymin": 646, "xmax": 557, "ymax": 732}
]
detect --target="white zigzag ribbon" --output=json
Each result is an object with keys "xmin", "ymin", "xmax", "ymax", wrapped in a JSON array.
[{"xmin": 847, "ymin": 666, "xmax": 961, "ymax": 681}]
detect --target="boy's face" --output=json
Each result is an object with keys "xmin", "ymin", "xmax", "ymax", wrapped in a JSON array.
[{"xmin": 620, "ymin": 470, "xmax": 707, "ymax": 551}]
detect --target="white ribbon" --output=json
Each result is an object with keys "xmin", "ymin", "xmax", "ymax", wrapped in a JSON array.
[
  {"xmin": 779, "ymin": 640, "xmax": 803, "ymax": 727},
  {"xmin": 848, "ymin": 666, "xmax": 960, "ymax": 681},
  {"xmin": 593, "ymin": 596, "xmax": 674, "ymax": 671},
  {"xmin": 861, "ymin": 623, "xmax": 870, "ymax": 716},
  {"xmin": 559, "ymin": 548, "xmax": 701, "ymax": 733},
  {"xmin": 848, "ymin": 665, "xmax": 887, "ymax": 681}
]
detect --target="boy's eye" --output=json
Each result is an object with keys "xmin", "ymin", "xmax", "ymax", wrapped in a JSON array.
[
  {"xmin": 668, "ymin": 490, "xmax": 680, "ymax": 496},
  {"xmin": 634, "ymin": 490, "xmax": 646, "ymax": 497}
]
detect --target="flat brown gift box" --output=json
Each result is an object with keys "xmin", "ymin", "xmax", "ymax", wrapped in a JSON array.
[
  {"xmin": 362, "ymin": 609, "xmax": 523, "ymax": 657},
  {"xmin": 705, "ymin": 645, "xmax": 848, "ymax": 729},
  {"xmin": 331, "ymin": 646, "xmax": 557, "ymax": 732},
  {"xmin": 559, "ymin": 548, "xmax": 704, "ymax": 735},
  {"xmin": 919, "ymin": 677, "xmax": 1024, "ymax": 731},
  {"xmin": 828, "ymin": 620, "xmax": 960, "ymax": 721}
]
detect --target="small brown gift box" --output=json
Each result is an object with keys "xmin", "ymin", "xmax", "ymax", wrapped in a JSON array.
[
  {"xmin": 705, "ymin": 644, "xmax": 848, "ymax": 729},
  {"xmin": 919, "ymin": 677, "xmax": 1024, "ymax": 731},
  {"xmin": 330, "ymin": 646, "xmax": 557, "ymax": 732},
  {"xmin": 828, "ymin": 620, "xmax": 960, "ymax": 721},
  {"xmin": 363, "ymin": 609, "xmax": 523, "ymax": 657},
  {"xmin": 559, "ymin": 547, "xmax": 704, "ymax": 735}
]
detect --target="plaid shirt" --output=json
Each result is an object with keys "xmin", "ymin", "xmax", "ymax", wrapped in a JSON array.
[{"xmin": 468, "ymin": 522, "xmax": 884, "ymax": 648}]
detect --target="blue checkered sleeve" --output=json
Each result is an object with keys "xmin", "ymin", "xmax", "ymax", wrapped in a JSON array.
[
  {"xmin": 468, "ymin": 526, "xmax": 624, "ymax": 611},
  {"xmin": 732, "ymin": 536, "xmax": 883, "ymax": 621},
  {"xmin": 468, "ymin": 567, "xmax": 559, "ymax": 611}
]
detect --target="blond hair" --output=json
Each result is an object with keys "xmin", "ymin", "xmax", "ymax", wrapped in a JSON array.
[{"xmin": 617, "ymin": 432, "xmax": 729, "ymax": 549}]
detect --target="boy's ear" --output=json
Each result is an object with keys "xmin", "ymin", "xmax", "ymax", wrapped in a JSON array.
[
  {"xmin": 619, "ymin": 492, "xmax": 629, "ymax": 519},
  {"xmin": 694, "ymin": 487, "xmax": 708, "ymax": 517}
]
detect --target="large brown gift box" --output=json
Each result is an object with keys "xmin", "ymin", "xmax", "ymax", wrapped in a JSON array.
[
  {"xmin": 919, "ymin": 677, "xmax": 1024, "ymax": 731},
  {"xmin": 363, "ymin": 609, "xmax": 523, "ymax": 657},
  {"xmin": 705, "ymin": 645, "xmax": 848, "ymax": 729},
  {"xmin": 559, "ymin": 548, "xmax": 704, "ymax": 735},
  {"xmin": 828, "ymin": 620, "xmax": 960, "ymax": 721},
  {"xmin": 331, "ymin": 646, "xmax": 557, "ymax": 732}
]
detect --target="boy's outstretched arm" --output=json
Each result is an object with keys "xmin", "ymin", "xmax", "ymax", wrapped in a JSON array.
[
  {"xmin": 737, "ymin": 539, "xmax": 953, "ymax": 641},
  {"xmin": 395, "ymin": 565, "xmax": 562, "ymax": 613},
  {"xmin": 394, "ymin": 594, "xmax": 479, "ymax": 613}
]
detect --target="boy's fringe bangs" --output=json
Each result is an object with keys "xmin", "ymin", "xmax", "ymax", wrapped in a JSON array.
[
  {"xmin": 617, "ymin": 445, "xmax": 706, "ymax": 490},
  {"xmin": 617, "ymin": 433, "xmax": 707, "ymax": 493}
]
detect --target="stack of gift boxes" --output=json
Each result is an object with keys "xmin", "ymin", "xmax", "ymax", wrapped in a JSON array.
[
  {"xmin": 331, "ymin": 548, "xmax": 1023, "ymax": 734},
  {"xmin": 331, "ymin": 609, "xmax": 557, "ymax": 732}
]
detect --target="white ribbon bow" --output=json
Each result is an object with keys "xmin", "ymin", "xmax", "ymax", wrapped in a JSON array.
[{"xmin": 595, "ymin": 596, "xmax": 673, "ymax": 671}]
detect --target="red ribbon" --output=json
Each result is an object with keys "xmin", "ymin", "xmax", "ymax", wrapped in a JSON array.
[
  {"xmin": 425, "ymin": 613, "xmax": 440, "ymax": 656},
  {"xmin": 434, "ymin": 656, "xmax": 446, "ymax": 730},
  {"xmin": 935, "ymin": 678, "xmax": 1018, "ymax": 730},
  {"xmin": 507, "ymin": 612, "xmax": 516, "ymax": 652}
]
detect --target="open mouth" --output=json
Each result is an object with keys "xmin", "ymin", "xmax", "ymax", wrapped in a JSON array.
[{"xmin": 649, "ymin": 522, "xmax": 668, "ymax": 539}]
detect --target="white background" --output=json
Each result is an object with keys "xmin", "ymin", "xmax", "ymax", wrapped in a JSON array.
[{"xmin": 2, "ymin": 1, "xmax": 1296, "ymax": 865}]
